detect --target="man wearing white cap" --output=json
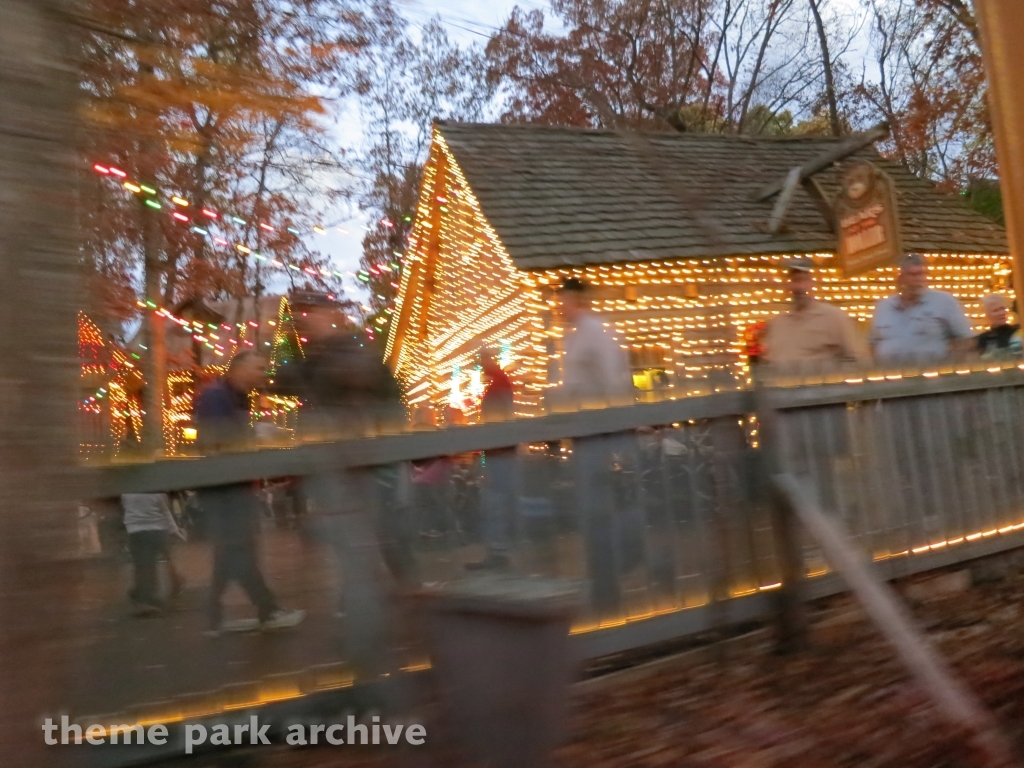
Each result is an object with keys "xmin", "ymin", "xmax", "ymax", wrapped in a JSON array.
[{"xmin": 761, "ymin": 258, "xmax": 866, "ymax": 366}]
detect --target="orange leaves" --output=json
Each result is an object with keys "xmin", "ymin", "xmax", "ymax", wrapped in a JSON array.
[{"xmin": 77, "ymin": 0, "xmax": 360, "ymax": 319}]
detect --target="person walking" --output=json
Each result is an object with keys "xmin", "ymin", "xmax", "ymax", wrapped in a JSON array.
[
  {"xmin": 761, "ymin": 258, "xmax": 867, "ymax": 367},
  {"xmin": 272, "ymin": 291, "xmax": 407, "ymax": 681},
  {"xmin": 121, "ymin": 492, "xmax": 185, "ymax": 614},
  {"xmin": 466, "ymin": 347, "xmax": 517, "ymax": 571},
  {"xmin": 556, "ymin": 278, "xmax": 635, "ymax": 411},
  {"xmin": 194, "ymin": 351, "xmax": 304, "ymax": 634},
  {"xmin": 556, "ymin": 278, "xmax": 636, "ymax": 616},
  {"xmin": 870, "ymin": 253, "xmax": 974, "ymax": 363},
  {"xmin": 977, "ymin": 293, "xmax": 1022, "ymax": 357}
]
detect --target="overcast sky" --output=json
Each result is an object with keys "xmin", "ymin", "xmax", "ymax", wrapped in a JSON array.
[{"xmin": 313, "ymin": 0, "xmax": 525, "ymax": 303}]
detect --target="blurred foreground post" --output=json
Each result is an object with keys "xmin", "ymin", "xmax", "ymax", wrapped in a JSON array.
[
  {"xmin": 0, "ymin": 0, "xmax": 81, "ymax": 761},
  {"xmin": 420, "ymin": 578, "xmax": 578, "ymax": 768},
  {"xmin": 774, "ymin": 474, "xmax": 1016, "ymax": 768},
  {"xmin": 976, "ymin": 0, "xmax": 1024, "ymax": 296},
  {"xmin": 753, "ymin": 377, "xmax": 807, "ymax": 652}
]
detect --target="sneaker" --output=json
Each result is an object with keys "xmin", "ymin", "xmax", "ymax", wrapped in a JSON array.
[
  {"xmin": 261, "ymin": 609, "xmax": 306, "ymax": 631},
  {"xmin": 464, "ymin": 553, "xmax": 510, "ymax": 572}
]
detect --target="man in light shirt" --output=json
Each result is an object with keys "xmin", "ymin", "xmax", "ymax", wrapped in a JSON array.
[
  {"xmin": 558, "ymin": 277, "xmax": 635, "ymax": 409},
  {"xmin": 557, "ymin": 278, "xmax": 636, "ymax": 615},
  {"xmin": 762, "ymin": 258, "xmax": 867, "ymax": 367},
  {"xmin": 870, "ymin": 253, "xmax": 974, "ymax": 363}
]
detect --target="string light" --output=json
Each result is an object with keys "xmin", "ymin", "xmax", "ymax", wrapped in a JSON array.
[
  {"xmin": 78, "ymin": 312, "xmax": 142, "ymax": 456},
  {"xmin": 91, "ymin": 162, "xmax": 331, "ymax": 236},
  {"xmin": 91, "ymin": 162, "xmax": 353, "ymax": 285}
]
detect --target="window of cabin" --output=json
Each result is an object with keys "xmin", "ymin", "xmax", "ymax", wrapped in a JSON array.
[{"xmin": 629, "ymin": 345, "xmax": 672, "ymax": 400}]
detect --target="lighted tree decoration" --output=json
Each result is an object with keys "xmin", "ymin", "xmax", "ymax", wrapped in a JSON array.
[{"xmin": 269, "ymin": 297, "xmax": 305, "ymax": 372}]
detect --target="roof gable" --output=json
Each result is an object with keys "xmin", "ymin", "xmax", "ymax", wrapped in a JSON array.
[{"xmin": 436, "ymin": 121, "xmax": 1007, "ymax": 269}]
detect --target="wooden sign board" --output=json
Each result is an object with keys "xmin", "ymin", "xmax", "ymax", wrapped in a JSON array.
[{"xmin": 834, "ymin": 161, "xmax": 903, "ymax": 277}]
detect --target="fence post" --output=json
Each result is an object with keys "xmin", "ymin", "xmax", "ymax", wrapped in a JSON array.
[{"xmin": 753, "ymin": 371, "xmax": 808, "ymax": 652}]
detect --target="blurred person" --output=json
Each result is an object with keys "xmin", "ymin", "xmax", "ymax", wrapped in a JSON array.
[
  {"xmin": 274, "ymin": 291, "xmax": 408, "ymax": 682},
  {"xmin": 870, "ymin": 253, "xmax": 974, "ymax": 362},
  {"xmin": 121, "ymin": 492, "xmax": 185, "ymax": 614},
  {"xmin": 77, "ymin": 501, "xmax": 101, "ymax": 558},
  {"xmin": 411, "ymin": 456, "xmax": 452, "ymax": 538},
  {"xmin": 557, "ymin": 278, "xmax": 637, "ymax": 615},
  {"xmin": 557, "ymin": 277, "xmax": 634, "ymax": 410},
  {"xmin": 761, "ymin": 258, "xmax": 867, "ymax": 366},
  {"xmin": 761, "ymin": 259, "xmax": 865, "ymax": 522},
  {"xmin": 977, "ymin": 293, "xmax": 1022, "ymax": 357},
  {"xmin": 466, "ymin": 347, "xmax": 517, "ymax": 571},
  {"xmin": 273, "ymin": 291, "xmax": 403, "ymax": 438},
  {"xmin": 871, "ymin": 256, "xmax": 972, "ymax": 539},
  {"xmin": 194, "ymin": 352, "xmax": 265, "ymax": 451},
  {"xmin": 194, "ymin": 351, "xmax": 305, "ymax": 634}
]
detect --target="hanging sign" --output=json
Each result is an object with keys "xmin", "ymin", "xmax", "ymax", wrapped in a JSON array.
[{"xmin": 834, "ymin": 161, "xmax": 903, "ymax": 277}]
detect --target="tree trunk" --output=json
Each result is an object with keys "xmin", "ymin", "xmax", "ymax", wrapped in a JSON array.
[
  {"xmin": 0, "ymin": 0, "xmax": 82, "ymax": 761},
  {"xmin": 139, "ymin": 57, "xmax": 165, "ymax": 456},
  {"xmin": 142, "ymin": 198, "xmax": 166, "ymax": 455},
  {"xmin": 809, "ymin": 0, "xmax": 842, "ymax": 136}
]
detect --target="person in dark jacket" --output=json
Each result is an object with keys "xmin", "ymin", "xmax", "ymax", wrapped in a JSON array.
[
  {"xmin": 272, "ymin": 291, "xmax": 408, "ymax": 683},
  {"xmin": 194, "ymin": 351, "xmax": 305, "ymax": 634},
  {"xmin": 272, "ymin": 292, "xmax": 404, "ymax": 438},
  {"xmin": 977, "ymin": 293, "xmax": 1022, "ymax": 357}
]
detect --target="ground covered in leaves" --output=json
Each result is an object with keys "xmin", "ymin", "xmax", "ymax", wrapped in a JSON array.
[{"xmin": 173, "ymin": 553, "xmax": 1024, "ymax": 768}]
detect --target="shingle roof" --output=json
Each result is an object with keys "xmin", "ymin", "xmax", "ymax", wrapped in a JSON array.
[{"xmin": 437, "ymin": 121, "xmax": 1008, "ymax": 270}]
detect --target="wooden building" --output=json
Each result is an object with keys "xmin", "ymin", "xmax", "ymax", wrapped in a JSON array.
[
  {"xmin": 78, "ymin": 312, "xmax": 142, "ymax": 460},
  {"xmin": 120, "ymin": 295, "xmax": 305, "ymax": 455},
  {"xmin": 386, "ymin": 122, "xmax": 1009, "ymax": 418}
]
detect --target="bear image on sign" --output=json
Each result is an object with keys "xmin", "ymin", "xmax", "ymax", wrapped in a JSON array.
[{"xmin": 834, "ymin": 161, "xmax": 903, "ymax": 277}]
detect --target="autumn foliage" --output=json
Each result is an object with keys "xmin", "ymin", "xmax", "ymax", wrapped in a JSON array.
[{"xmin": 77, "ymin": 0, "xmax": 369, "ymax": 330}]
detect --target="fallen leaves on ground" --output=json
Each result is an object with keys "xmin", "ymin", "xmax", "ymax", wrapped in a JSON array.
[{"xmin": 170, "ymin": 554, "xmax": 1024, "ymax": 768}]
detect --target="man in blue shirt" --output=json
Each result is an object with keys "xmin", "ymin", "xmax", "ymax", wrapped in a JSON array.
[
  {"xmin": 870, "ymin": 253, "xmax": 974, "ymax": 363},
  {"xmin": 194, "ymin": 352, "xmax": 305, "ymax": 634}
]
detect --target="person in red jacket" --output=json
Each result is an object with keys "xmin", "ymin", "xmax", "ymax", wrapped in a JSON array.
[
  {"xmin": 466, "ymin": 348, "xmax": 517, "ymax": 570},
  {"xmin": 480, "ymin": 348, "xmax": 514, "ymax": 421}
]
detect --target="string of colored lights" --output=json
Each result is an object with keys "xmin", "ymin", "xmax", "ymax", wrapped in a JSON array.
[
  {"xmin": 133, "ymin": 300, "xmax": 256, "ymax": 357},
  {"xmin": 92, "ymin": 162, "xmax": 374, "ymax": 287},
  {"xmin": 80, "ymin": 299, "xmax": 314, "ymax": 458},
  {"xmin": 389, "ymin": 128, "xmax": 1016, "ymax": 418}
]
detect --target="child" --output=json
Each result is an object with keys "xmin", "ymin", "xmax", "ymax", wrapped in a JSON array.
[{"xmin": 121, "ymin": 493, "xmax": 186, "ymax": 614}]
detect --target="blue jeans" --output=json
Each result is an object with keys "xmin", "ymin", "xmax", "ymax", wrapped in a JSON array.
[
  {"xmin": 574, "ymin": 434, "xmax": 639, "ymax": 615},
  {"xmin": 481, "ymin": 451, "xmax": 518, "ymax": 555},
  {"xmin": 202, "ymin": 485, "xmax": 278, "ymax": 628}
]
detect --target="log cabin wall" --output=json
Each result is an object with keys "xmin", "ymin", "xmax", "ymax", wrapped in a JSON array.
[
  {"xmin": 389, "ymin": 132, "xmax": 548, "ymax": 419},
  {"xmin": 535, "ymin": 253, "xmax": 1013, "ymax": 399}
]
